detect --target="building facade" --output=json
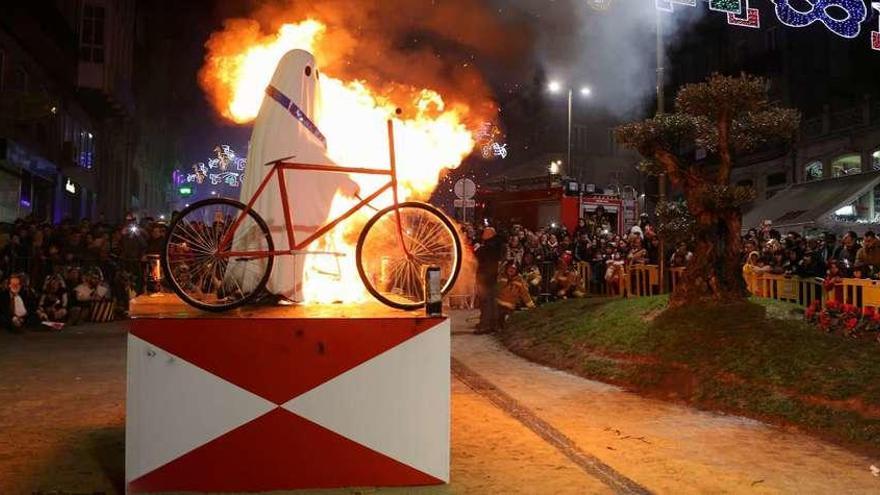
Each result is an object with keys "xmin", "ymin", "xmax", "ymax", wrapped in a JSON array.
[
  {"xmin": 0, "ymin": 1, "xmax": 174, "ymax": 224},
  {"xmin": 0, "ymin": 4, "xmax": 100, "ymax": 223}
]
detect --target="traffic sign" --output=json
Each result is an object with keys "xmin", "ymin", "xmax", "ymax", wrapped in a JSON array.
[
  {"xmin": 453, "ymin": 178, "xmax": 476, "ymax": 199},
  {"xmin": 453, "ymin": 199, "xmax": 476, "ymax": 208}
]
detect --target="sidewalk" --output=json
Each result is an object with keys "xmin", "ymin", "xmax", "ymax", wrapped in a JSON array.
[{"xmin": 449, "ymin": 310, "xmax": 879, "ymax": 493}]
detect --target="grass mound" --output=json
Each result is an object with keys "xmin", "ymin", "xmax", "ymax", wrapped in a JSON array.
[{"xmin": 498, "ymin": 296, "xmax": 880, "ymax": 453}]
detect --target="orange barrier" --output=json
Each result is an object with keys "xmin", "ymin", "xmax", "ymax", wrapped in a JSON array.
[
  {"xmin": 627, "ymin": 265, "xmax": 660, "ymax": 297},
  {"xmin": 454, "ymin": 260, "xmax": 880, "ymax": 311},
  {"xmin": 837, "ymin": 278, "xmax": 880, "ymax": 309}
]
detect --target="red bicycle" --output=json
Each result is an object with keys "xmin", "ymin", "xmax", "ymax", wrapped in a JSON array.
[{"xmin": 161, "ymin": 120, "xmax": 462, "ymax": 312}]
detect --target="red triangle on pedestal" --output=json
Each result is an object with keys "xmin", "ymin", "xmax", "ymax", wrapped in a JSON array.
[
  {"xmin": 130, "ymin": 317, "xmax": 440, "ymax": 404},
  {"xmin": 128, "ymin": 408, "xmax": 442, "ymax": 492}
]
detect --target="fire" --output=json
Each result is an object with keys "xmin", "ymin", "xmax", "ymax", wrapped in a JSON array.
[{"xmin": 200, "ymin": 18, "xmax": 477, "ymax": 303}]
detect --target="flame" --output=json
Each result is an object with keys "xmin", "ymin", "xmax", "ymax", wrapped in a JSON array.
[{"xmin": 200, "ymin": 19, "xmax": 476, "ymax": 303}]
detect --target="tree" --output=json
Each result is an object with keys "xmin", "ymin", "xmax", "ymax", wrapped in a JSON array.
[{"xmin": 615, "ymin": 74, "xmax": 800, "ymax": 306}]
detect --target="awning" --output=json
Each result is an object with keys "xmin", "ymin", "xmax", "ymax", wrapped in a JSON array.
[{"xmin": 742, "ymin": 171, "xmax": 880, "ymax": 231}]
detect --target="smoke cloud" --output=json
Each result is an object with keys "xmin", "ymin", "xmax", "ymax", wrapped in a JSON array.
[
  {"xmin": 201, "ymin": 0, "xmax": 704, "ymax": 126},
  {"xmin": 201, "ymin": 0, "xmax": 535, "ymax": 126},
  {"xmin": 493, "ymin": 0, "xmax": 704, "ymax": 117}
]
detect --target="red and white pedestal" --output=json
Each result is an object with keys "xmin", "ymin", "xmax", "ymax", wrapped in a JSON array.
[{"xmin": 125, "ymin": 294, "xmax": 450, "ymax": 493}]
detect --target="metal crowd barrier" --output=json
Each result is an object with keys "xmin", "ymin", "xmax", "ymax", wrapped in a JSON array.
[
  {"xmin": 756, "ymin": 274, "xmax": 824, "ymax": 308},
  {"xmin": 451, "ymin": 257, "xmax": 880, "ymax": 311},
  {"xmin": 627, "ymin": 265, "xmax": 660, "ymax": 297},
  {"xmin": 538, "ymin": 260, "xmax": 557, "ymax": 302},
  {"xmin": 837, "ymin": 278, "xmax": 880, "ymax": 309}
]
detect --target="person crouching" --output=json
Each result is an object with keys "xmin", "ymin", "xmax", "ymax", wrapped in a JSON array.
[
  {"xmin": 551, "ymin": 252, "xmax": 585, "ymax": 299},
  {"xmin": 495, "ymin": 262, "xmax": 535, "ymax": 329}
]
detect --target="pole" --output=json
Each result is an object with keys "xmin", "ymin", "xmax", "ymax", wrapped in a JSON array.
[
  {"xmin": 656, "ymin": 11, "xmax": 666, "ymax": 115},
  {"xmin": 567, "ymin": 88, "xmax": 573, "ymax": 178},
  {"xmin": 656, "ymin": 9, "xmax": 668, "ymax": 293}
]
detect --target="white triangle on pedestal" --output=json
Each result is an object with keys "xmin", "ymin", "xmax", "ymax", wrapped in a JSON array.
[
  {"xmin": 126, "ymin": 334, "xmax": 277, "ymax": 482},
  {"xmin": 282, "ymin": 320, "xmax": 450, "ymax": 482}
]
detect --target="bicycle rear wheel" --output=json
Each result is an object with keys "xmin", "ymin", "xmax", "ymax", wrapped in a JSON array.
[
  {"xmin": 162, "ymin": 198, "xmax": 274, "ymax": 312},
  {"xmin": 356, "ymin": 201, "xmax": 462, "ymax": 310}
]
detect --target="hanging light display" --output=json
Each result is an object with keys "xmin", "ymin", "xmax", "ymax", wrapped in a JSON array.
[
  {"xmin": 772, "ymin": 0, "xmax": 866, "ymax": 39},
  {"xmin": 655, "ymin": 0, "xmax": 880, "ymax": 49},
  {"xmin": 476, "ymin": 122, "xmax": 508, "ymax": 160},
  {"xmin": 872, "ymin": 2, "xmax": 880, "ymax": 50},
  {"xmin": 172, "ymin": 144, "xmax": 247, "ymax": 207},
  {"xmin": 182, "ymin": 144, "xmax": 247, "ymax": 187}
]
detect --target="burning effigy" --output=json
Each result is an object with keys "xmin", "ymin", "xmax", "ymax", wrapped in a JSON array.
[{"xmin": 186, "ymin": 11, "xmax": 489, "ymax": 306}]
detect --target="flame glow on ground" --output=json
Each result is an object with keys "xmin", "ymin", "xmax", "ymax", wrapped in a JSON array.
[{"xmin": 200, "ymin": 19, "xmax": 476, "ymax": 303}]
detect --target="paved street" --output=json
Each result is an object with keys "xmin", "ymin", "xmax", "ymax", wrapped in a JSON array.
[{"xmin": 1, "ymin": 312, "xmax": 878, "ymax": 494}]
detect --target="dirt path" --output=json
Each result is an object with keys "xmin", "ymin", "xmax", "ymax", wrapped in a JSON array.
[{"xmin": 448, "ymin": 311, "xmax": 880, "ymax": 493}]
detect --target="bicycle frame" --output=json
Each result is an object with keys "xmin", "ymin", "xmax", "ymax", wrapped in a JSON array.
[{"xmin": 218, "ymin": 120, "xmax": 409, "ymax": 259}]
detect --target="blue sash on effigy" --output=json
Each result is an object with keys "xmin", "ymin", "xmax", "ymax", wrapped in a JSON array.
[{"xmin": 265, "ymin": 85, "xmax": 327, "ymax": 148}]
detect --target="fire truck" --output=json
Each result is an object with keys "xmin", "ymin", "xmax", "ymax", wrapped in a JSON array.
[{"xmin": 475, "ymin": 176, "xmax": 639, "ymax": 236}]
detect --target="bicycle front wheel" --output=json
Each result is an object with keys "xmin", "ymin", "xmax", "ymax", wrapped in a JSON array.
[
  {"xmin": 356, "ymin": 201, "xmax": 462, "ymax": 310},
  {"xmin": 162, "ymin": 198, "xmax": 274, "ymax": 312}
]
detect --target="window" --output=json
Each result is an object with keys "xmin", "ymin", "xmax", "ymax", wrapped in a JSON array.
[
  {"xmin": 873, "ymin": 150, "xmax": 880, "ymax": 171},
  {"xmin": 831, "ymin": 154, "xmax": 862, "ymax": 177},
  {"xmin": 804, "ymin": 161, "xmax": 823, "ymax": 181},
  {"xmin": 80, "ymin": 3, "xmax": 106, "ymax": 63},
  {"xmin": 736, "ymin": 179, "xmax": 754, "ymax": 188},
  {"xmin": 78, "ymin": 130, "xmax": 95, "ymax": 169},
  {"xmin": 766, "ymin": 172, "xmax": 787, "ymax": 188}
]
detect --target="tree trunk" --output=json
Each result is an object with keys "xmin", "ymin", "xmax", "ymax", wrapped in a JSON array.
[{"xmin": 669, "ymin": 188, "xmax": 748, "ymax": 307}]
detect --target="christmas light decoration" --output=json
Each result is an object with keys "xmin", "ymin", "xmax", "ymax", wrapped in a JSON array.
[
  {"xmin": 476, "ymin": 122, "xmax": 508, "ymax": 160},
  {"xmin": 771, "ymin": 0, "xmax": 867, "ymax": 39},
  {"xmin": 655, "ymin": 0, "xmax": 879, "ymax": 51},
  {"xmin": 728, "ymin": 0, "xmax": 761, "ymax": 28},
  {"xmin": 708, "ymin": 0, "xmax": 743, "ymax": 13},
  {"xmin": 873, "ymin": 2, "xmax": 880, "ymax": 50},
  {"xmin": 655, "ymin": 0, "xmax": 697, "ymax": 13},
  {"xmin": 181, "ymin": 144, "xmax": 247, "ymax": 189}
]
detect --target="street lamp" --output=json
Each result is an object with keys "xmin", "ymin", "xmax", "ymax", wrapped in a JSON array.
[{"xmin": 548, "ymin": 80, "xmax": 592, "ymax": 178}]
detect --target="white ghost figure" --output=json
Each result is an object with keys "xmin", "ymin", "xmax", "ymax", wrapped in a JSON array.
[{"xmin": 234, "ymin": 49, "xmax": 357, "ymax": 302}]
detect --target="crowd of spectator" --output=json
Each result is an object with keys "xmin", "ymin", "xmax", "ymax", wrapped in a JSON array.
[
  {"xmin": 466, "ymin": 207, "xmax": 687, "ymax": 333},
  {"xmin": 466, "ymin": 213, "xmax": 880, "ymax": 332},
  {"xmin": 741, "ymin": 223, "xmax": 880, "ymax": 300},
  {"xmin": 0, "ymin": 213, "xmax": 167, "ymax": 332}
]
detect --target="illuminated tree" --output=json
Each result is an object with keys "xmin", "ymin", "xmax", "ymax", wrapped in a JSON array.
[{"xmin": 616, "ymin": 74, "xmax": 800, "ymax": 306}]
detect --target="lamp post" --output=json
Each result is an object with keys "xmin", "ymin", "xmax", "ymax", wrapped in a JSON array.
[
  {"xmin": 548, "ymin": 81, "xmax": 591, "ymax": 178},
  {"xmin": 656, "ymin": 8, "xmax": 668, "ymax": 293}
]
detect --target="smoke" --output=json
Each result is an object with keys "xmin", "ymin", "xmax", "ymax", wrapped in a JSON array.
[
  {"xmin": 492, "ymin": 0, "xmax": 704, "ymax": 117},
  {"xmin": 201, "ymin": 0, "xmax": 535, "ymax": 126},
  {"xmin": 201, "ymin": 0, "xmax": 704, "ymax": 126}
]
